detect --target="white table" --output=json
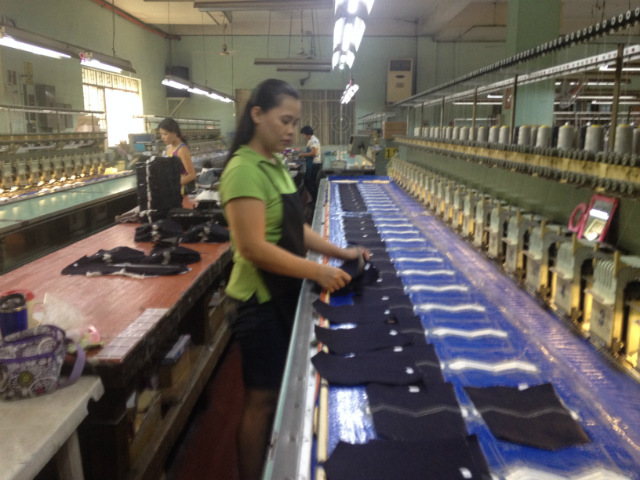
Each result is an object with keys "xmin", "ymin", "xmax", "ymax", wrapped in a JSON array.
[{"xmin": 0, "ymin": 376, "xmax": 104, "ymax": 480}]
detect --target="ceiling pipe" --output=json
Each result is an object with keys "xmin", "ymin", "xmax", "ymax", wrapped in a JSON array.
[{"xmin": 91, "ymin": 0, "xmax": 180, "ymax": 40}]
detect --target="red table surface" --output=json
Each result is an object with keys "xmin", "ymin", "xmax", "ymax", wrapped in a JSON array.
[{"xmin": 0, "ymin": 223, "xmax": 230, "ymax": 365}]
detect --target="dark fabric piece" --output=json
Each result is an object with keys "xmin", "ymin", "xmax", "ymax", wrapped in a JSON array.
[
  {"xmin": 464, "ymin": 383, "xmax": 591, "ymax": 450},
  {"xmin": 134, "ymin": 219, "xmax": 184, "ymax": 243},
  {"xmin": 312, "ymin": 299, "xmax": 415, "ymax": 325},
  {"xmin": 168, "ymin": 207, "xmax": 227, "ymax": 229},
  {"xmin": 136, "ymin": 156, "xmax": 183, "ymax": 222},
  {"xmin": 311, "ymin": 349, "xmax": 423, "ymax": 386},
  {"xmin": 144, "ymin": 245, "xmax": 201, "ymax": 265},
  {"xmin": 331, "ymin": 257, "xmax": 380, "ymax": 296},
  {"xmin": 338, "ymin": 183, "xmax": 367, "ymax": 212},
  {"xmin": 88, "ymin": 246, "xmax": 146, "ymax": 264},
  {"xmin": 367, "ymin": 271, "xmax": 405, "ymax": 289},
  {"xmin": 344, "ymin": 231, "xmax": 382, "ymax": 243},
  {"xmin": 366, "ymin": 383, "xmax": 467, "ymax": 441},
  {"xmin": 343, "ymin": 225, "xmax": 379, "ymax": 236},
  {"xmin": 323, "ymin": 436, "xmax": 491, "ymax": 480},
  {"xmin": 351, "ymin": 286, "xmax": 413, "ymax": 308},
  {"xmin": 61, "ymin": 255, "xmax": 188, "ymax": 276},
  {"xmin": 312, "ymin": 344, "xmax": 442, "ymax": 386},
  {"xmin": 180, "ymin": 221, "xmax": 230, "ymax": 243},
  {"xmin": 314, "ymin": 323, "xmax": 423, "ymax": 355},
  {"xmin": 227, "ymin": 297, "xmax": 289, "ymax": 389}
]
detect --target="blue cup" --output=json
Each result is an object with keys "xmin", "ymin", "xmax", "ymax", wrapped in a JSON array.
[{"xmin": 0, "ymin": 293, "xmax": 28, "ymax": 338}]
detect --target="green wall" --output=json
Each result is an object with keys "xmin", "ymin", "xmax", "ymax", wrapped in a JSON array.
[{"xmin": 0, "ymin": 0, "xmax": 506, "ymax": 141}]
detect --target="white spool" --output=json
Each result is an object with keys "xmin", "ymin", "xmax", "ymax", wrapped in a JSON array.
[
  {"xmin": 557, "ymin": 124, "xmax": 575, "ymax": 150},
  {"xmin": 452, "ymin": 126, "xmax": 460, "ymax": 140},
  {"xmin": 584, "ymin": 125, "xmax": 604, "ymax": 152},
  {"xmin": 488, "ymin": 126, "xmax": 500, "ymax": 143},
  {"xmin": 445, "ymin": 127, "xmax": 453, "ymax": 139},
  {"xmin": 614, "ymin": 124, "xmax": 633, "ymax": 154},
  {"xmin": 535, "ymin": 125, "xmax": 551, "ymax": 148},
  {"xmin": 517, "ymin": 126, "xmax": 531, "ymax": 146},
  {"xmin": 530, "ymin": 126, "xmax": 538, "ymax": 146},
  {"xmin": 477, "ymin": 126, "xmax": 489, "ymax": 142},
  {"xmin": 498, "ymin": 125, "xmax": 510, "ymax": 144},
  {"xmin": 633, "ymin": 128, "xmax": 640, "ymax": 154},
  {"xmin": 460, "ymin": 126, "xmax": 469, "ymax": 141}
]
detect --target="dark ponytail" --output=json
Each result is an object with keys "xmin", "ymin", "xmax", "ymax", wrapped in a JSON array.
[
  {"xmin": 224, "ymin": 79, "xmax": 299, "ymax": 167},
  {"xmin": 158, "ymin": 117, "xmax": 188, "ymax": 145}
]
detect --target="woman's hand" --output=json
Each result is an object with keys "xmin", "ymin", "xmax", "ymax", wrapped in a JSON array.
[
  {"xmin": 315, "ymin": 264, "xmax": 352, "ymax": 293},
  {"xmin": 341, "ymin": 246, "xmax": 371, "ymax": 261}
]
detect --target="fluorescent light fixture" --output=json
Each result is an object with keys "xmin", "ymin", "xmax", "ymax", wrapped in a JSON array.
[
  {"xmin": 276, "ymin": 65, "xmax": 332, "ymax": 72},
  {"xmin": 341, "ymin": 81, "xmax": 359, "ymax": 104},
  {"xmin": 254, "ymin": 57, "xmax": 331, "ymax": 66},
  {"xmin": 0, "ymin": 23, "xmax": 135, "ymax": 73},
  {"xmin": 196, "ymin": 0, "xmax": 333, "ymax": 11},
  {"xmin": 578, "ymin": 95, "xmax": 635, "ymax": 100},
  {"xmin": 332, "ymin": 0, "xmax": 373, "ymax": 70},
  {"xmin": 161, "ymin": 75, "xmax": 234, "ymax": 103},
  {"xmin": 453, "ymin": 101, "xmax": 502, "ymax": 105},
  {"xmin": 0, "ymin": 25, "xmax": 71, "ymax": 59},
  {"xmin": 599, "ymin": 64, "xmax": 640, "ymax": 72},
  {"xmin": 79, "ymin": 51, "xmax": 136, "ymax": 74},
  {"xmin": 487, "ymin": 94, "xmax": 503, "ymax": 99}
]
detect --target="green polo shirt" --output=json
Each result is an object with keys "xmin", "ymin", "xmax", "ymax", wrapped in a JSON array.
[{"xmin": 219, "ymin": 145, "xmax": 297, "ymax": 303}]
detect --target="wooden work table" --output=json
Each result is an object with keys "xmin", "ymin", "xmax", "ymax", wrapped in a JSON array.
[{"xmin": 0, "ymin": 222, "xmax": 233, "ymax": 480}]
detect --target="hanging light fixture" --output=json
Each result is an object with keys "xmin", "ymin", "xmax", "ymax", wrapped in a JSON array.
[
  {"xmin": 332, "ymin": 0, "xmax": 374, "ymax": 70},
  {"xmin": 161, "ymin": 75, "xmax": 235, "ymax": 103},
  {"xmin": 0, "ymin": 23, "xmax": 136, "ymax": 73},
  {"xmin": 341, "ymin": 78, "xmax": 359, "ymax": 104}
]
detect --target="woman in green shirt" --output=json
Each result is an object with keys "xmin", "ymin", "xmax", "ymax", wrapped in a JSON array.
[{"xmin": 220, "ymin": 78, "xmax": 367, "ymax": 480}]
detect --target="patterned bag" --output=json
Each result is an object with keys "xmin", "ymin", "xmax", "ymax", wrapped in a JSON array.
[{"xmin": 0, "ymin": 325, "xmax": 86, "ymax": 401}]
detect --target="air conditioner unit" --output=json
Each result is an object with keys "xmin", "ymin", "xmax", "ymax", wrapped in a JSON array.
[{"xmin": 386, "ymin": 59, "xmax": 413, "ymax": 104}]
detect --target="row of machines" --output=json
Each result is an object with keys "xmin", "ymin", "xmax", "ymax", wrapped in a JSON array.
[
  {"xmin": 389, "ymin": 157, "xmax": 640, "ymax": 378},
  {"xmin": 0, "ymin": 132, "xmax": 109, "ymax": 192}
]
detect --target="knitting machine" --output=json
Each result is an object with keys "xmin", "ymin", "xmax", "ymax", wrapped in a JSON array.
[
  {"xmin": 462, "ymin": 189, "xmax": 481, "ymax": 238},
  {"xmin": 473, "ymin": 195, "xmax": 499, "ymax": 250},
  {"xmin": 550, "ymin": 236, "xmax": 598, "ymax": 324},
  {"xmin": 503, "ymin": 211, "xmax": 540, "ymax": 280},
  {"xmin": 450, "ymin": 184, "xmax": 467, "ymax": 231},
  {"xmin": 487, "ymin": 202, "xmax": 516, "ymax": 261},
  {"xmin": 586, "ymin": 253, "xmax": 640, "ymax": 357},
  {"xmin": 523, "ymin": 222, "xmax": 565, "ymax": 299},
  {"xmin": 0, "ymin": 132, "xmax": 108, "ymax": 198}
]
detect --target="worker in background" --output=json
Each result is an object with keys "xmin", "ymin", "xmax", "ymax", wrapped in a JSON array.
[
  {"xmin": 298, "ymin": 125, "xmax": 321, "ymax": 200},
  {"xmin": 219, "ymin": 78, "xmax": 368, "ymax": 480},
  {"xmin": 158, "ymin": 117, "xmax": 197, "ymax": 187}
]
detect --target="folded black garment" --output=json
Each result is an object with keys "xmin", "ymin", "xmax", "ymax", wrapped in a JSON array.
[
  {"xmin": 312, "ymin": 299, "xmax": 415, "ymax": 325},
  {"xmin": 88, "ymin": 246, "xmax": 146, "ymax": 264},
  {"xmin": 180, "ymin": 221, "xmax": 230, "ymax": 243},
  {"xmin": 343, "ymin": 225, "xmax": 379, "ymax": 235},
  {"xmin": 351, "ymin": 286, "xmax": 413, "ymax": 308},
  {"xmin": 134, "ymin": 219, "xmax": 184, "ymax": 243},
  {"xmin": 314, "ymin": 323, "xmax": 424, "ymax": 355},
  {"xmin": 144, "ymin": 245, "xmax": 201, "ymax": 265},
  {"xmin": 367, "ymin": 383, "xmax": 467, "ymax": 441},
  {"xmin": 61, "ymin": 254, "xmax": 188, "ymax": 276},
  {"xmin": 330, "ymin": 257, "xmax": 380, "ymax": 296},
  {"xmin": 323, "ymin": 435, "xmax": 491, "ymax": 480},
  {"xmin": 344, "ymin": 231, "xmax": 382, "ymax": 243},
  {"xmin": 312, "ymin": 349, "xmax": 423, "ymax": 386},
  {"xmin": 464, "ymin": 383, "xmax": 590, "ymax": 450}
]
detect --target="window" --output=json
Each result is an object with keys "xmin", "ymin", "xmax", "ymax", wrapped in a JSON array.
[{"xmin": 82, "ymin": 68, "xmax": 144, "ymax": 146}]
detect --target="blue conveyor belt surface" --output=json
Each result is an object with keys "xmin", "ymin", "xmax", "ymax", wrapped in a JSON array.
[{"xmin": 322, "ymin": 176, "xmax": 640, "ymax": 479}]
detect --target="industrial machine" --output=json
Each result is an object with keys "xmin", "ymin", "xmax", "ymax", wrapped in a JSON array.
[
  {"xmin": 523, "ymin": 222, "xmax": 565, "ymax": 299},
  {"xmin": 487, "ymin": 202, "xmax": 515, "ymax": 261},
  {"xmin": 503, "ymin": 211, "xmax": 539, "ymax": 280}
]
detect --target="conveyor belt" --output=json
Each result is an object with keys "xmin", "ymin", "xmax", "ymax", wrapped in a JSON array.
[{"xmin": 318, "ymin": 177, "xmax": 640, "ymax": 479}]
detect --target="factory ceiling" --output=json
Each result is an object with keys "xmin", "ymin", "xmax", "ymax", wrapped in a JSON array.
[{"xmin": 110, "ymin": 0, "xmax": 640, "ymax": 41}]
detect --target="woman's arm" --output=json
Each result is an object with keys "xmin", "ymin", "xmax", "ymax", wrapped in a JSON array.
[
  {"xmin": 177, "ymin": 148, "xmax": 197, "ymax": 185},
  {"xmin": 303, "ymin": 224, "xmax": 369, "ymax": 261},
  {"xmin": 225, "ymin": 197, "xmax": 352, "ymax": 292}
]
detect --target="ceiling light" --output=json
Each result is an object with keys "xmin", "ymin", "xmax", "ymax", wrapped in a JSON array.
[
  {"xmin": 196, "ymin": 0, "xmax": 333, "ymax": 11},
  {"xmin": 79, "ymin": 51, "xmax": 135, "ymax": 74},
  {"xmin": 332, "ymin": 0, "xmax": 374, "ymax": 70},
  {"xmin": 341, "ymin": 80, "xmax": 359, "ymax": 104},
  {"xmin": 161, "ymin": 75, "xmax": 234, "ymax": 103},
  {"xmin": 254, "ymin": 57, "xmax": 332, "ymax": 66},
  {"xmin": 0, "ymin": 25, "xmax": 71, "ymax": 59}
]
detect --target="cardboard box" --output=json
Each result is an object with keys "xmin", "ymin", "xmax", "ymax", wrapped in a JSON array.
[{"xmin": 382, "ymin": 121, "xmax": 407, "ymax": 139}]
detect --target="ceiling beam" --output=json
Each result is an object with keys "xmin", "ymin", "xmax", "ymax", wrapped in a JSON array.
[{"xmin": 195, "ymin": 0, "xmax": 333, "ymax": 11}]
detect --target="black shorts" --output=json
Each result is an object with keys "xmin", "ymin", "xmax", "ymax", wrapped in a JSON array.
[{"xmin": 227, "ymin": 296, "xmax": 292, "ymax": 390}]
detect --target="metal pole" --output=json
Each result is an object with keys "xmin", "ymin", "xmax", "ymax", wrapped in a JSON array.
[
  {"xmin": 472, "ymin": 87, "xmax": 478, "ymax": 140},
  {"xmin": 609, "ymin": 44, "xmax": 624, "ymax": 152},
  {"xmin": 509, "ymin": 75, "xmax": 518, "ymax": 144}
]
